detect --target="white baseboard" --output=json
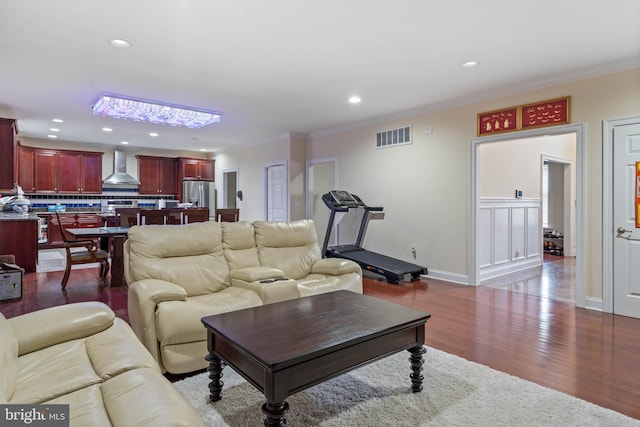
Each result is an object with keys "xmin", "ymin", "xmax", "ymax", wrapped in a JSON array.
[
  {"xmin": 424, "ymin": 269, "xmax": 470, "ymax": 285},
  {"xmin": 584, "ymin": 297, "xmax": 603, "ymax": 311},
  {"xmin": 479, "ymin": 257, "xmax": 541, "ymax": 281}
]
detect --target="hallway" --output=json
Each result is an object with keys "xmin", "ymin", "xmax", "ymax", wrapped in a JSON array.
[{"xmin": 480, "ymin": 254, "xmax": 576, "ymax": 303}]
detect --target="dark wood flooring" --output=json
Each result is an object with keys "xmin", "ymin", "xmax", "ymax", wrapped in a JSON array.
[{"xmin": 1, "ymin": 267, "xmax": 638, "ymax": 420}]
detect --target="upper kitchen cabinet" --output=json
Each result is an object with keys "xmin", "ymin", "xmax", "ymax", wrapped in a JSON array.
[
  {"xmin": 17, "ymin": 144, "xmax": 35, "ymax": 192},
  {"xmin": 0, "ymin": 118, "xmax": 18, "ymax": 192},
  {"xmin": 31, "ymin": 147, "xmax": 103, "ymax": 194},
  {"xmin": 137, "ymin": 155, "xmax": 177, "ymax": 195},
  {"xmin": 179, "ymin": 157, "xmax": 215, "ymax": 181},
  {"xmin": 58, "ymin": 151, "xmax": 103, "ymax": 194}
]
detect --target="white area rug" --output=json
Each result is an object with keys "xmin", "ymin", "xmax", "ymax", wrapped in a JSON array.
[
  {"xmin": 36, "ymin": 249, "xmax": 99, "ymax": 273},
  {"xmin": 174, "ymin": 347, "xmax": 639, "ymax": 426}
]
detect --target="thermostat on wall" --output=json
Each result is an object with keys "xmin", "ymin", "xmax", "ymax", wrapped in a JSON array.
[{"xmin": 515, "ymin": 189, "xmax": 523, "ymax": 199}]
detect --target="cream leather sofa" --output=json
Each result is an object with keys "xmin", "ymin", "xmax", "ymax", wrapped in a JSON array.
[
  {"xmin": 125, "ymin": 219, "xmax": 362, "ymax": 374},
  {"xmin": 0, "ymin": 301, "xmax": 203, "ymax": 427}
]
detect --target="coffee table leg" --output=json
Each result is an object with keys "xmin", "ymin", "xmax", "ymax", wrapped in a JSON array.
[
  {"xmin": 206, "ymin": 353, "xmax": 224, "ymax": 401},
  {"xmin": 261, "ymin": 400, "xmax": 289, "ymax": 427},
  {"xmin": 408, "ymin": 345, "xmax": 426, "ymax": 392}
]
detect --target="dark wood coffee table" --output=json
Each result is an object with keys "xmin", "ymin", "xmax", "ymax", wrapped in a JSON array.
[{"xmin": 201, "ymin": 290, "xmax": 431, "ymax": 426}]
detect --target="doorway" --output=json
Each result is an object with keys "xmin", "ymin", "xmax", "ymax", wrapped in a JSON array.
[
  {"xmin": 470, "ymin": 123, "xmax": 586, "ymax": 308},
  {"xmin": 221, "ymin": 169, "xmax": 238, "ymax": 209},
  {"xmin": 306, "ymin": 158, "xmax": 337, "ymax": 243}
]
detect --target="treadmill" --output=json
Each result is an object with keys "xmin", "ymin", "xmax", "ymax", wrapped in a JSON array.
[{"xmin": 321, "ymin": 190, "xmax": 427, "ymax": 284}]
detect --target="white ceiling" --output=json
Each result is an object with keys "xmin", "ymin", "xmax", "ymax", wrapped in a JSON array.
[{"xmin": 1, "ymin": 1, "xmax": 639, "ymax": 154}]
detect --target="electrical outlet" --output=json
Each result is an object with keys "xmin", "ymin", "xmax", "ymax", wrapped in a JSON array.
[{"xmin": 411, "ymin": 247, "xmax": 417, "ymax": 259}]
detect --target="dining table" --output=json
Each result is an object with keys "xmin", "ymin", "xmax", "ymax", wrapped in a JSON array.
[{"xmin": 65, "ymin": 227, "xmax": 130, "ymax": 287}]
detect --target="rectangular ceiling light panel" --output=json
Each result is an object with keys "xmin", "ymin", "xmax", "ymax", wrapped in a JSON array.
[{"xmin": 92, "ymin": 93, "xmax": 221, "ymax": 128}]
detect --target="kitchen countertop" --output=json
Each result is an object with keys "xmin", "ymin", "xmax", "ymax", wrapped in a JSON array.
[{"xmin": 0, "ymin": 211, "xmax": 40, "ymax": 221}]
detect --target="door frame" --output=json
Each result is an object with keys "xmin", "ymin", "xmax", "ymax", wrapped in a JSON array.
[
  {"xmin": 602, "ymin": 116, "xmax": 640, "ymax": 313},
  {"xmin": 469, "ymin": 123, "xmax": 586, "ymax": 307},
  {"xmin": 542, "ymin": 154, "xmax": 575, "ymax": 257},
  {"xmin": 221, "ymin": 168, "xmax": 239, "ymax": 209},
  {"xmin": 306, "ymin": 157, "xmax": 338, "ymax": 245}
]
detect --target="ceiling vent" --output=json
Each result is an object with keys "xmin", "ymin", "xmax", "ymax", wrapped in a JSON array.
[{"xmin": 376, "ymin": 126, "xmax": 412, "ymax": 149}]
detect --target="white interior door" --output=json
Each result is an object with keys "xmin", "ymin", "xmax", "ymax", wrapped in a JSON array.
[
  {"xmin": 266, "ymin": 163, "xmax": 287, "ymax": 221},
  {"xmin": 613, "ymin": 123, "xmax": 640, "ymax": 318}
]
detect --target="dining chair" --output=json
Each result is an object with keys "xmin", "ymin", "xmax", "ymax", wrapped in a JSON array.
[
  {"xmin": 115, "ymin": 208, "xmax": 140, "ymax": 227},
  {"xmin": 165, "ymin": 209, "xmax": 184, "ymax": 225},
  {"xmin": 55, "ymin": 212, "xmax": 109, "ymax": 290},
  {"xmin": 183, "ymin": 208, "xmax": 209, "ymax": 224},
  {"xmin": 215, "ymin": 208, "xmax": 239, "ymax": 222},
  {"xmin": 139, "ymin": 209, "xmax": 169, "ymax": 225}
]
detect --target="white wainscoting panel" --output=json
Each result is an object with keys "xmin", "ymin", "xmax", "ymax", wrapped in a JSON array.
[{"xmin": 479, "ymin": 198, "xmax": 542, "ymax": 281}]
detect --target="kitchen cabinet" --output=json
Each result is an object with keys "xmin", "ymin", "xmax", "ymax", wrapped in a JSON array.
[
  {"xmin": 0, "ymin": 118, "xmax": 18, "ymax": 193},
  {"xmin": 137, "ymin": 155, "xmax": 177, "ymax": 195},
  {"xmin": 179, "ymin": 158, "xmax": 215, "ymax": 181},
  {"xmin": 31, "ymin": 148, "xmax": 103, "ymax": 194},
  {"xmin": 17, "ymin": 144, "xmax": 35, "ymax": 192},
  {"xmin": 0, "ymin": 215, "xmax": 38, "ymax": 273},
  {"xmin": 46, "ymin": 213, "xmax": 102, "ymax": 247},
  {"xmin": 58, "ymin": 151, "xmax": 102, "ymax": 193}
]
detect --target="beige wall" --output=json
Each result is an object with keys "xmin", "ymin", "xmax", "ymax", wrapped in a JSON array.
[
  {"xmin": 213, "ymin": 137, "xmax": 290, "ymax": 221},
  {"xmin": 478, "ymin": 134, "xmax": 576, "ymax": 199},
  {"xmin": 303, "ymin": 67, "xmax": 640, "ymax": 300}
]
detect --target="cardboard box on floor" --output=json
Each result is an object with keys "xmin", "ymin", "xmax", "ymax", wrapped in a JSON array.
[{"xmin": 0, "ymin": 262, "xmax": 23, "ymax": 301}]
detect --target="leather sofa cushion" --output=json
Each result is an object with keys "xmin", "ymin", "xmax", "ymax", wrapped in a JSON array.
[
  {"xmin": 12, "ymin": 319, "xmax": 159, "ymax": 404},
  {"xmin": 0, "ymin": 312, "xmax": 18, "ymax": 402},
  {"xmin": 45, "ymin": 368, "xmax": 202, "ymax": 427},
  {"xmin": 254, "ymin": 220, "xmax": 322, "ymax": 279},
  {"xmin": 222, "ymin": 221, "xmax": 260, "ymax": 270},
  {"xmin": 156, "ymin": 287, "xmax": 263, "ymax": 345},
  {"xmin": 127, "ymin": 222, "xmax": 230, "ymax": 296}
]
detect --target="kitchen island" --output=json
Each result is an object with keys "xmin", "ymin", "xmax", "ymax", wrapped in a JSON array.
[{"xmin": 0, "ymin": 212, "xmax": 39, "ymax": 272}]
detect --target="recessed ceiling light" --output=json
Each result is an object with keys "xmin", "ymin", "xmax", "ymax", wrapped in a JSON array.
[
  {"xmin": 149, "ymin": 132, "xmax": 159, "ymax": 137},
  {"xmin": 462, "ymin": 61, "xmax": 479, "ymax": 68},
  {"xmin": 52, "ymin": 118, "xmax": 64, "ymax": 123},
  {"xmin": 110, "ymin": 39, "xmax": 131, "ymax": 48},
  {"xmin": 49, "ymin": 128, "xmax": 60, "ymax": 132},
  {"xmin": 102, "ymin": 127, "xmax": 112, "ymax": 132},
  {"xmin": 47, "ymin": 135, "xmax": 57, "ymax": 139},
  {"xmin": 348, "ymin": 96, "xmax": 362, "ymax": 104},
  {"xmin": 120, "ymin": 141, "xmax": 129, "ymax": 145},
  {"xmin": 200, "ymin": 148, "xmax": 207, "ymax": 152}
]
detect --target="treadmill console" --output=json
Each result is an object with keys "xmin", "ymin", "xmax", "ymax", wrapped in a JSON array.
[{"xmin": 329, "ymin": 190, "xmax": 360, "ymax": 208}]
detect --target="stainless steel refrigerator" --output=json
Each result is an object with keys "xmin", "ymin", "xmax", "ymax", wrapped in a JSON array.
[{"xmin": 182, "ymin": 180, "xmax": 216, "ymax": 219}]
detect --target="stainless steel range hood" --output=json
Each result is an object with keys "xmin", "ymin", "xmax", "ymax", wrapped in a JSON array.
[{"xmin": 102, "ymin": 151, "xmax": 140, "ymax": 185}]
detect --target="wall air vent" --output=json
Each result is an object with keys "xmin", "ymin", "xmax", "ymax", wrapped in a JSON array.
[{"xmin": 376, "ymin": 126, "xmax": 412, "ymax": 149}]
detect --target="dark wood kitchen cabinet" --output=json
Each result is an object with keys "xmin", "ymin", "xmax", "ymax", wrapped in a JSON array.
[
  {"xmin": 137, "ymin": 155, "xmax": 177, "ymax": 195},
  {"xmin": 58, "ymin": 151, "xmax": 102, "ymax": 194},
  {"xmin": 0, "ymin": 118, "xmax": 18, "ymax": 193},
  {"xmin": 17, "ymin": 144, "xmax": 36, "ymax": 192},
  {"xmin": 179, "ymin": 157, "xmax": 215, "ymax": 181},
  {"xmin": 31, "ymin": 148, "xmax": 103, "ymax": 194}
]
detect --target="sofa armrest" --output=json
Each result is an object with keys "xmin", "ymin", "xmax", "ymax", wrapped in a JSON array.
[
  {"xmin": 232, "ymin": 266, "xmax": 285, "ymax": 282},
  {"xmin": 232, "ymin": 277, "xmax": 298, "ymax": 304},
  {"xmin": 311, "ymin": 258, "xmax": 363, "ymax": 276},
  {"xmin": 127, "ymin": 279, "xmax": 188, "ymax": 371},
  {"xmin": 7, "ymin": 302, "xmax": 115, "ymax": 356}
]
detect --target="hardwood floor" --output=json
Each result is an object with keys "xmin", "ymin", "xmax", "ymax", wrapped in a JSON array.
[{"xmin": 1, "ymin": 267, "xmax": 638, "ymax": 420}]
